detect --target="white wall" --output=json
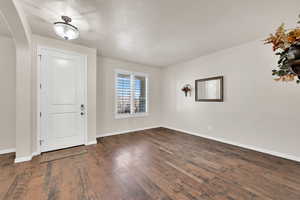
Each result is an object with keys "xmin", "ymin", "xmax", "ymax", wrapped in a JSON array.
[
  {"xmin": 0, "ymin": 36, "xmax": 16, "ymax": 152},
  {"xmin": 1, "ymin": 0, "xmax": 33, "ymax": 161},
  {"xmin": 162, "ymin": 39, "xmax": 300, "ymax": 159},
  {"xmin": 97, "ymin": 57, "xmax": 162, "ymax": 136}
]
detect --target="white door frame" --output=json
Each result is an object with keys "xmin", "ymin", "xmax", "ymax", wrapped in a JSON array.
[{"xmin": 36, "ymin": 46, "xmax": 88, "ymax": 155}]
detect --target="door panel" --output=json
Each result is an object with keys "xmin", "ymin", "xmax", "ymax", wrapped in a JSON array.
[
  {"xmin": 40, "ymin": 48, "xmax": 86, "ymax": 152},
  {"xmin": 50, "ymin": 57, "xmax": 77, "ymax": 105},
  {"xmin": 49, "ymin": 113, "xmax": 80, "ymax": 139}
]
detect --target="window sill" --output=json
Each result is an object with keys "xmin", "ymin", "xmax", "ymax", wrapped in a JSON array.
[{"xmin": 115, "ymin": 113, "xmax": 149, "ymax": 119}]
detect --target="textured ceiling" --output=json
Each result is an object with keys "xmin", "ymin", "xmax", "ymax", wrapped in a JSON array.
[{"xmin": 19, "ymin": 0, "xmax": 300, "ymax": 67}]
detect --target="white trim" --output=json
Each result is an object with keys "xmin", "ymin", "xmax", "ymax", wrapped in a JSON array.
[
  {"xmin": 83, "ymin": 55, "xmax": 88, "ymax": 145},
  {"xmin": 114, "ymin": 69, "xmax": 149, "ymax": 119},
  {"xmin": 0, "ymin": 148, "xmax": 16, "ymax": 155},
  {"xmin": 31, "ymin": 151, "xmax": 40, "ymax": 157},
  {"xmin": 37, "ymin": 46, "xmax": 88, "ymax": 154},
  {"xmin": 97, "ymin": 126, "xmax": 161, "ymax": 138},
  {"xmin": 163, "ymin": 126, "xmax": 300, "ymax": 163},
  {"xmin": 87, "ymin": 140, "xmax": 97, "ymax": 145},
  {"xmin": 14, "ymin": 151, "xmax": 42, "ymax": 163},
  {"xmin": 15, "ymin": 155, "xmax": 33, "ymax": 163},
  {"xmin": 115, "ymin": 112, "xmax": 149, "ymax": 119},
  {"xmin": 114, "ymin": 69, "xmax": 148, "ymax": 77}
]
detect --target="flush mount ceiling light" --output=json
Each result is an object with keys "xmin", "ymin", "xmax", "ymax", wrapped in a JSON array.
[{"xmin": 53, "ymin": 16, "xmax": 79, "ymax": 40}]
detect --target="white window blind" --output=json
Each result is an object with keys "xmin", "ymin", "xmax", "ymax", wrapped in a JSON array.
[
  {"xmin": 115, "ymin": 70, "xmax": 148, "ymax": 118},
  {"xmin": 116, "ymin": 73, "xmax": 131, "ymax": 114},
  {"xmin": 133, "ymin": 75, "xmax": 146, "ymax": 113}
]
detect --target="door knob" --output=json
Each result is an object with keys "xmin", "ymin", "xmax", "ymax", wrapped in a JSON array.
[
  {"xmin": 80, "ymin": 104, "xmax": 85, "ymax": 111},
  {"xmin": 80, "ymin": 112, "xmax": 85, "ymax": 116}
]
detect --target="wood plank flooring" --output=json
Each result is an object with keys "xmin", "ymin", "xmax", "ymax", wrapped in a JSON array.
[{"xmin": 1, "ymin": 128, "xmax": 300, "ymax": 200}]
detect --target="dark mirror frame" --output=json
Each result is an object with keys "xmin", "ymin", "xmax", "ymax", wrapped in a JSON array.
[{"xmin": 195, "ymin": 76, "xmax": 224, "ymax": 102}]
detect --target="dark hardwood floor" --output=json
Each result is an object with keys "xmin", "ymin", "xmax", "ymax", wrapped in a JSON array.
[{"xmin": 1, "ymin": 128, "xmax": 300, "ymax": 200}]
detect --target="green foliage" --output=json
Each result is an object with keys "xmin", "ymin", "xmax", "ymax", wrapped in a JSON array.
[{"xmin": 272, "ymin": 49, "xmax": 300, "ymax": 83}]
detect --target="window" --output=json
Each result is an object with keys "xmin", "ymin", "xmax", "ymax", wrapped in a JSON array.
[{"xmin": 115, "ymin": 70, "xmax": 148, "ymax": 118}]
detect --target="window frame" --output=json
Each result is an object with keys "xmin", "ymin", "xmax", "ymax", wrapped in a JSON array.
[{"xmin": 114, "ymin": 69, "xmax": 149, "ymax": 119}]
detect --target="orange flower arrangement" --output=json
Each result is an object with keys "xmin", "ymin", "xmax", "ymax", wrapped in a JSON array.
[
  {"xmin": 264, "ymin": 15, "xmax": 300, "ymax": 83},
  {"xmin": 264, "ymin": 24, "xmax": 300, "ymax": 51}
]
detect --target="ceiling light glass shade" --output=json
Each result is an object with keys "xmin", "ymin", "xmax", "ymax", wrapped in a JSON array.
[{"xmin": 53, "ymin": 16, "xmax": 79, "ymax": 40}]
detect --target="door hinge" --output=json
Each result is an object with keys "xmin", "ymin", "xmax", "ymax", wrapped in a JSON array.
[
  {"xmin": 40, "ymin": 112, "xmax": 42, "ymax": 117},
  {"xmin": 40, "ymin": 83, "xmax": 42, "ymax": 89},
  {"xmin": 38, "ymin": 54, "xmax": 42, "ymax": 61},
  {"xmin": 39, "ymin": 140, "xmax": 43, "ymax": 146}
]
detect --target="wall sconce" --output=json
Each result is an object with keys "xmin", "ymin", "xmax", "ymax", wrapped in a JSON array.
[{"xmin": 181, "ymin": 84, "xmax": 192, "ymax": 97}]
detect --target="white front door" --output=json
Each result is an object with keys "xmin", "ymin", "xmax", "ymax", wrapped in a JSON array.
[{"xmin": 40, "ymin": 48, "xmax": 87, "ymax": 152}]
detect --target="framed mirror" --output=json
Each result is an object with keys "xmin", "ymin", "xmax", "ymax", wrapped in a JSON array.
[{"xmin": 195, "ymin": 76, "xmax": 224, "ymax": 102}]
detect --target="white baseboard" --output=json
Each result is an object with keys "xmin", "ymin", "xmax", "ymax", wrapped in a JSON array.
[
  {"xmin": 0, "ymin": 148, "xmax": 16, "ymax": 155},
  {"xmin": 97, "ymin": 126, "xmax": 161, "ymax": 138},
  {"xmin": 12, "ymin": 126, "xmax": 299, "ymax": 163},
  {"xmin": 31, "ymin": 151, "xmax": 40, "ymax": 157},
  {"xmin": 14, "ymin": 151, "xmax": 40, "ymax": 163},
  {"xmin": 163, "ymin": 126, "xmax": 300, "ymax": 163},
  {"xmin": 14, "ymin": 140, "xmax": 99, "ymax": 163},
  {"xmin": 15, "ymin": 155, "xmax": 33, "ymax": 163},
  {"xmin": 87, "ymin": 140, "xmax": 97, "ymax": 145}
]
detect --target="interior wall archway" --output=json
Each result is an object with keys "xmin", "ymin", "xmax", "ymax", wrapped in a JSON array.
[{"xmin": 0, "ymin": 0, "xmax": 33, "ymax": 162}]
